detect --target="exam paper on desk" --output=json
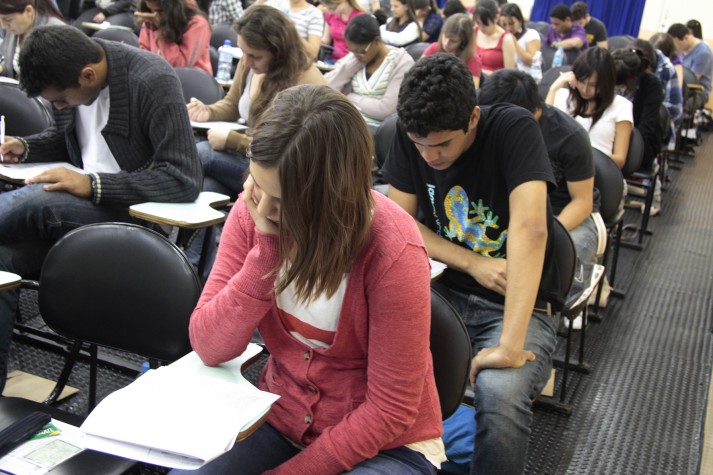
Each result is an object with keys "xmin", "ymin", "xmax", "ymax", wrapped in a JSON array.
[{"xmin": 80, "ymin": 345, "xmax": 279, "ymax": 470}]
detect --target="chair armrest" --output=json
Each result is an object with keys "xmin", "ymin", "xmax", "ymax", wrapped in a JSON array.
[{"xmin": 129, "ymin": 192, "xmax": 231, "ymax": 230}]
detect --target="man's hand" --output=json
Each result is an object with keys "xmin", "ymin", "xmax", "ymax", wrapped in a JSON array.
[
  {"xmin": 469, "ymin": 345, "xmax": 536, "ymax": 389},
  {"xmin": 26, "ymin": 167, "xmax": 92, "ymax": 198},
  {"xmin": 0, "ymin": 137, "xmax": 25, "ymax": 163},
  {"xmin": 207, "ymin": 128, "xmax": 231, "ymax": 151},
  {"xmin": 467, "ymin": 255, "xmax": 507, "ymax": 296}
]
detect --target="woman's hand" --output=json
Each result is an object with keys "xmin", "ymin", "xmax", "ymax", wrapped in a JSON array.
[
  {"xmin": 551, "ymin": 70, "xmax": 575, "ymax": 91},
  {"xmin": 243, "ymin": 175, "xmax": 280, "ymax": 235},
  {"xmin": 134, "ymin": 11, "xmax": 160, "ymax": 29},
  {"xmin": 207, "ymin": 128, "xmax": 230, "ymax": 151},
  {"xmin": 92, "ymin": 12, "xmax": 106, "ymax": 23},
  {"xmin": 186, "ymin": 97, "xmax": 210, "ymax": 122}
]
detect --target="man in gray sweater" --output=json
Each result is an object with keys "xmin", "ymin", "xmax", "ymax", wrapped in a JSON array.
[{"xmin": 0, "ymin": 25, "xmax": 202, "ymax": 392}]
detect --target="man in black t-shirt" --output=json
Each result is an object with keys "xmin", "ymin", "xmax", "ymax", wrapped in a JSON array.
[
  {"xmin": 571, "ymin": 1, "xmax": 608, "ymax": 49},
  {"xmin": 382, "ymin": 55, "xmax": 556, "ymax": 475},
  {"xmin": 479, "ymin": 68, "xmax": 600, "ymax": 268}
]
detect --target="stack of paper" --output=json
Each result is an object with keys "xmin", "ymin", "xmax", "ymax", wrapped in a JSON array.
[{"xmin": 80, "ymin": 345, "xmax": 278, "ymax": 469}]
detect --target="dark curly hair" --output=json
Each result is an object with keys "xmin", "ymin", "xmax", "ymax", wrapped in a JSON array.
[
  {"xmin": 397, "ymin": 54, "xmax": 477, "ymax": 136},
  {"xmin": 19, "ymin": 25, "xmax": 103, "ymax": 98}
]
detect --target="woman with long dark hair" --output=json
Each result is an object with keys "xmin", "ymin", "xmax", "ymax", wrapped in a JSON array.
[
  {"xmin": 546, "ymin": 47, "xmax": 633, "ymax": 168},
  {"xmin": 0, "ymin": 0, "xmax": 64, "ymax": 79},
  {"xmin": 472, "ymin": 0, "xmax": 515, "ymax": 73},
  {"xmin": 136, "ymin": 0, "xmax": 212, "ymax": 74},
  {"xmin": 380, "ymin": 0, "xmax": 421, "ymax": 46},
  {"xmin": 173, "ymin": 84, "xmax": 444, "ymax": 474},
  {"xmin": 499, "ymin": 2, "xmax": 539, "ymax": 71}
]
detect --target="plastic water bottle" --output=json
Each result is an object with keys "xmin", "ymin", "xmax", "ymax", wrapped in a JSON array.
[
  {"xmin": 552, "ymin": 46, "xmax": 565, "ymax": 68},
  {"xmin": 530, "ymin": 51, "xmax": 543, "ymax": 84},
  {"xmin": 216, "ymin": 40, "xmax": 233, "ymax": 83}
]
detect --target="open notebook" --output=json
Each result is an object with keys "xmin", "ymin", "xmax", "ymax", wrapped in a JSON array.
[{"xmin": 80, "ymin": 343, "xmax": 278, "ymax": 470}]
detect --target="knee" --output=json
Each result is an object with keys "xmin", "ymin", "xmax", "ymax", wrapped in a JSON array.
[{"xmin": 474, "ymin": 368, "xmax": 532, "ymax": 413}]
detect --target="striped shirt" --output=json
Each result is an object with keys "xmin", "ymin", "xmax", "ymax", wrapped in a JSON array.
[
  {"xmin": 275, "ymin": 273, "xmax": 348, "ymax": 349},
  {"xmin": 351, "ymin": 48, "xmax": 400, "ymax": 127},
  {"xmin": 266, "ymin": 0, "xmax": 324, "ymax": 39}
]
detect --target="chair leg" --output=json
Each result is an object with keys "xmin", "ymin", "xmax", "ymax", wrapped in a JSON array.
[
  {"xmin": 88, "ymin": 344, "xmax": 98, "ymax": 412},
  {"xmin": 43, "ymin": 340, "xmax": 82, "ymax": 406}
]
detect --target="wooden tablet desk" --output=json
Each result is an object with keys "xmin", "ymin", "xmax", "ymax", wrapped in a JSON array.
[{"xmin": 0, "ymin": 272, "xmax": 21, "ymax": 292}]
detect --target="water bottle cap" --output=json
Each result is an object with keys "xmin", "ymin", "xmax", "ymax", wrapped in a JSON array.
[{"xmin": 223, "ymin": 40, "xmax": 232, "ymax": 47}]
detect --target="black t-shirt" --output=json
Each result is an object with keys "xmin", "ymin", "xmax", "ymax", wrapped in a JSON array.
[
  {"xmin": 383, "ymin": 104, "xmax": 556, "ymax": 304},
  {"xmin": 584, "ymin": 17, "xmax": 607, "ymax": 47},
  {"xmin": 539, "ymin": 105, "xmax": 600, "ymax": 214}
]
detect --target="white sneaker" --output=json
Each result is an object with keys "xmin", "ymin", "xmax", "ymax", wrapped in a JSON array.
[{"xmin": 564, "ymin": 312, "xmax": 584, "ymax": 330}]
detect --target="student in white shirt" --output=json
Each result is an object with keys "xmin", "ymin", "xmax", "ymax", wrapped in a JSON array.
[
  {"xmin": 546, "ymin": 46, "xmax": 632, "ymax": 169},
  {"xmin": 499, "ymin": 3, "xmax": 540, "ymax": 72}
]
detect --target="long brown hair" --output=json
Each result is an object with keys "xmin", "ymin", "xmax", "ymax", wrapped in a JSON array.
[
  {"xmin": 249, "ymin": 84, "xmax": 374, "ymax": 301},
  {"xmin": 234, "ymin": 5, "xmax": 312, "ymax": 125},
  {"xmin": 0, "ymin": 0, "xmax": 62, "ymax": 20},
  {"xmin": 439, "ymin": 13, "xmax": 474, "ymax": 66}
]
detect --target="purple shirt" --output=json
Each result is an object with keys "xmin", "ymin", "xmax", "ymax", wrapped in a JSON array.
[{"xmin": 546, "ymin": 22, "xmax": 588, "ymax": 50}]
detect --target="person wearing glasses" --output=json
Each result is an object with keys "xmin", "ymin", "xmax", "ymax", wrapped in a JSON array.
[
  {"xmin": 326, "ymin": 14, "xmax": 414, "ymax": 132},
  {"xmin": 321, "ymin": 0, "xmax": 365, "ymax": 62}
]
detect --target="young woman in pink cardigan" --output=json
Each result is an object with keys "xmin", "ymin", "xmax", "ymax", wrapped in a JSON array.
[
  {"xmin": 173, "ymin": 84, "xmax": 444, "ymax": 474},
  {"xmin": 136, "ymin": 0, "xmax": 212, "ymax": 74}
]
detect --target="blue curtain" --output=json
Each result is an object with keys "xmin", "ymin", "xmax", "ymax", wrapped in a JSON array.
[{"xmin": 530, "ymin": 0, "xmax": 647, "ymax": 38}]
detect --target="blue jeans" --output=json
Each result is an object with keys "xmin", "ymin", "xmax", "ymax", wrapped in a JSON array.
[
  {"xmin": 568, "ymin": 215, "xmax": 598, "ymax": 267},
  {"xmin": 169, "ymin": 422, "xmax": 436, "ymax": 475},
  {"xmin": 436, "ymin": 286, "xmax": 557, "ymax": 475},
  {"xmin": 184, "ymin": 142, "xmax": 248, "ymax": 279},
  {"xmin": 0, "ymin": 184, "xmax": 142, "ymax": 392}
]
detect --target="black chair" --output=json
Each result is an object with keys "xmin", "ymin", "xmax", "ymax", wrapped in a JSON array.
[
  {"xmin": 538, "ymin": 65, "xmax": 571, "ymax": 100},
  {"xmin": 209, "ymin": 46, "xmax": 220, "ymax": 78},
  {"xmin": 671, "ymin": 67, "xmax": 707, "ymax": 160},
  {"xmin": 526, "ymin": 21, "xmax": 549, "ymax": 41},
  {"xmin": 174, "ymin": 67, "xmax": 225, "ymax": 104},
  {"xmin": 210, "ymin": 22, "xmax": 238, "ymax": 50},
  {"xmin": 620, "ymin": 128, "xmax": 652, "ymax": 250},
  {"xmin": 540, "ymin": 43, "xmax": 555, "ymax": 72},
  {"xmin": 405, "ymin": 42, "xmax": 430, "ymax": 61},
  {"xmin": 93, "ymin": 28, "xmax": 140, "ymax": 47},
  {"xmin": 590, "ymin": 149, "xmax": 626, "ymax": 320},
  {"xmin": 607, "ymin": 35, "xmax": 636, "ymax": 50},
  {"xmin": 373, "ymin": 113, "xmax": 398, "ymax": 169},
  {"xmin": 26, "ymin": 222, "xmax": 202, "ymax": 412},
  {"xmin": 0, "ymin": 81, "xmax": 52, "ymax": 137},
  {"xmin": 430, "ymin": 288, "xmax": 471, "ymax": 420}
]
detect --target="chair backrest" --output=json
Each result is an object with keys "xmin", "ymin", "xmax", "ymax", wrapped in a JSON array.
[
  {"xmin": 430, "ymin": 287, "xmax": 471, "ymax": 420},
  {"xmin": 658, "ymin": 104, "xmax": 671, "ymax": 141},
  {"xmin": 539, "ymin": 219, "xmax": 577, "ymax": 313},
  {"xmin": 592, "ymin": 148, "xmax": 625, "ymax": 224},
  {"xmin": 539, "ymin": 44, "xmax": 555, "ymax": 72},
  {"xmin": 38, "ymin": 223, "xmax": 202, "ymax": 363},
  {"xmin": 405, "ymin": 42, "xmax": 430, "ymax": 61},
  {"xmin": 0, "ymin": 82, "xmax": 52, "ymax": 137},
  {"xmin": 608, "ymin": 35, "xmax": 635, "ymax": 50},
  {"xmin": 682, "ymin": 67, "xmax": 706, "ymax": 115},
  {"xmin": 538, "ymin": 65, "xmax": 571, "ymax": 100},
  {"xmin": 211, "ymin": 23, "xmax": 238, "ymax": 50},
  {"xmin": 373, "ymin": 113, "xmax": 399, "ymax": 169},
  {"xmin": 174, "ymin": 67, "xmax": 225, "ymax": 104},
  {"xmin": 93, "ymin": 28, "xmax": 140, "ymax": 47},
  {"xmin": 209, "ymin": 46, "xmax": 219, "ymax": 78},
  {"xmin": 621, "ymin": 127, "xmax": 644, "ymax": 176},
  {"xmin": 526, "ymin": 21, "xmax": 549, "ymax": 41}
]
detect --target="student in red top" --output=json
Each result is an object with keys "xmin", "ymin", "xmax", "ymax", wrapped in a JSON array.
[
  {"xmin": 137, "ymin": 0, "xmax": 212, "ymax": 74},
  {"xmin": 472, "ymin": 0, "xmax": 514, "ymax": 74},
  {"xmin": 174, "ymin": 84, "xmax": 444, "ymax": 474},
  {"xmin": 321, "ymin": 0, "xmax": 365, "ymax": 61},
  {"xmin": 423, "ymin": 13, "xmax": 482, "ymax": 87}
]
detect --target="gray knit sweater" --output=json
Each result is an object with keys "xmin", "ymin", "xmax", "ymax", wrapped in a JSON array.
[{"xmin": 22, "ymin": 39, "xmax": 202, "ymax": 206}]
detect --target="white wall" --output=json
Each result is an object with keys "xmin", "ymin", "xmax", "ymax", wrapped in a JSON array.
[{"xmin": 640, "ymin": 0, "xmax": 713, "ymax": 40}]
